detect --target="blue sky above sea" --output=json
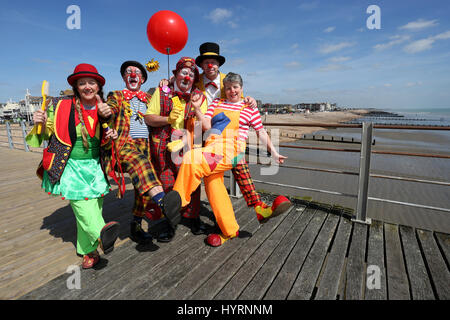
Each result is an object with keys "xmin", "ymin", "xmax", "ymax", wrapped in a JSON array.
[{"xmin": 1, "ymin": 0, "xmax": 450, "ymax": 111}]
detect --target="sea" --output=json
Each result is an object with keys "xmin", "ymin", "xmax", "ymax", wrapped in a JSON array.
[
  {"xmin": 247, "ymin": 107, "xmax": 450, "ymax": 233},
  {"xmin": 352, "ymin": 107, "xmax": 450, "ymax": 126}
]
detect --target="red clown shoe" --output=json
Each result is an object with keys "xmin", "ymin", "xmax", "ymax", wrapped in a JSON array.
[{"xmin": 255, "ymin": 195, "xmax": 292, "ymax": 223}]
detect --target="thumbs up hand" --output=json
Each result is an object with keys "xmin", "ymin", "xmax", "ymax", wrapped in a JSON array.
[{"xmin": 96, "ymin": 94, "xmax": 112, "ymax": 118}]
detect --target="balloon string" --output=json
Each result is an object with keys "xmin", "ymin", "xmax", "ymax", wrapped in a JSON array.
[{"xmin": 166, "ymin": 47, "xmax": 170, "ymax": 80}]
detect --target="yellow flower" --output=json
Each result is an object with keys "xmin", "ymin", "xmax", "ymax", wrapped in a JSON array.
[{"xmin": 146, "ymin": 59, "xmax": 160, "ymax": 73}]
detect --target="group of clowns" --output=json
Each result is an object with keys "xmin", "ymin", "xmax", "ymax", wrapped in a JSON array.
[{"xmin": 28, "ymin": 42, "xmax": 291, "ymax": 269}]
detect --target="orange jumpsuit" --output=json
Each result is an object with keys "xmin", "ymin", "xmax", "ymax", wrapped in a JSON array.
[{"xmin": 173, "ymin": 103, "xmax": 247, "ymax": 237}]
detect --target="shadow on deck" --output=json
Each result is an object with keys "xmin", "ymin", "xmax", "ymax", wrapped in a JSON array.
[
  {"xmin": 19, "ymin": 195, "xmax": 450, "ymax": 300},
  {"xmin": 1, "ymin": 148, "xmax": 449, "ymax": 300}
]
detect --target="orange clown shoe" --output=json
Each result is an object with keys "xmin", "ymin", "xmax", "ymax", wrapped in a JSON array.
[
  {"xmin": 255, "ymin": 196, "xmax": 292, "ymax": 223},
  {"xmin": 206, "ymin": 231, "xmax": 239, "ymax": 247}
]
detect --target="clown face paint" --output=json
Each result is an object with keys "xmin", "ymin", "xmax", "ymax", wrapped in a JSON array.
[
  {"xmin": 200, "ymin": 58, "xmax": 219, "ymax": 81},
  {"xmin": 123, "ymin": 66, "xmax": 144, "ymax": 91},
  {"xmin": 175, "ymin": 67, "xmax": 195, "ymax": 92}
]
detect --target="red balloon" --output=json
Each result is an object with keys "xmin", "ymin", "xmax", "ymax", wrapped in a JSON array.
[{"xmin": 146, "ymin": 10, "xmax": 188, "ymax": 55}]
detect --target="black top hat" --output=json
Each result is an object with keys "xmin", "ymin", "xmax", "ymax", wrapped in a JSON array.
[
  {"xmin": 195, "ymin": 42, "xmax": 226, "ymax": 67},
  {"xmin": 120, "ymin": 61, "xmax": 148, "ymax": 83}
]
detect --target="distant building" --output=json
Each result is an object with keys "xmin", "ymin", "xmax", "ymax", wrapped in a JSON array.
[
  {"xmin": 0, "ymin": 99, "xmax": 21, "ymax": 120},
  {"xmin": 60, "ymin": 89, "xmax": 74, "ymax": 96},
  {"xmin": 18, "ymin": 90, "xmax": 42, "ymax": 121},
  {"xmin": 261, "ymin": 103, "xmax": 293, "ymax": 114},
  {"xmin": 296, "ymin": 102, "xmax": 337, "ymax": 112}
]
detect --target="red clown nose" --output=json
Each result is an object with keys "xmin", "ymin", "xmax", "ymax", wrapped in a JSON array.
[
  {"xmin": 130, "ymin": 72, "xmax": 137, "ymax": 78},
  {"xmin": 208, "ymin": 64, "xmax": 213, "ymax": 69},
  {"xmin": 184, "ymin": 76, "xmax": 191, "ymax": 81}
]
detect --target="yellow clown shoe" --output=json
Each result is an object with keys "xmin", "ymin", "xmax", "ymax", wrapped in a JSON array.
[{"xmin": 255, "ymin": 196, "xmax": 292, "ymax": 223}]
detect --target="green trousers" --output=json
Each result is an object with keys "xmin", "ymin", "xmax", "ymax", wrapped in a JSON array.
[{"xmin": 70, "ymin": 198, "xmax": 105, "ymax": 255}]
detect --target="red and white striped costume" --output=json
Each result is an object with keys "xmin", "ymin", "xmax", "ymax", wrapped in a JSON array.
[{"xmin": 204, "ymin": 98, "xmax": 263, "ymax": 141}]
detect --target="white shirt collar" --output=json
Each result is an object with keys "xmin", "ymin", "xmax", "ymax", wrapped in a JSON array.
[{"xmin": 204, "ymin": 73, "xmax": 220, "ymax": 87}]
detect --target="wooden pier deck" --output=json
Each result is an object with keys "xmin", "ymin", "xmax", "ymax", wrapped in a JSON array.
[{"xmin": 1, "ymin": 147, "xmax": 449, "ymax": 300}]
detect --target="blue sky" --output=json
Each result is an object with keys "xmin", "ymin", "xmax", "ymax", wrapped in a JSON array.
[{"xmin": 1, "ymin": 0, "xmax": 450, "ymax": 110}]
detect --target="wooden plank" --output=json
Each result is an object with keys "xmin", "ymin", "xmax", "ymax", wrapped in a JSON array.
[
  {"xmin": 314, "ymin": 217, "xmax": 352, "ymax": 300},
  {"xmin": 130, "ymin": 201, "xmax": 257, "ymax": 300},
  {"xmin": 263, "ymin": 209, "xmax": 327, "ymax": 300},
  {"xmin": 9, "ymin": 223, "xmax": 131, "ymax": 300},
  {"xmin": 190, "ymin": 205, "xmax": 294, "ymax": 300},
  {"xmin": 399, "ymin": 226, "xmax": 435, "ymax": 299},
  {"xmin": 20, "ymin": 200, "xmax": 213, "ymax": 300},
  {"xmin": 287, "ymin": 213, "xmax": 340, "ymax": 300},
  {"xmin": 91, "ymin": 209, "xmax": 231, "ymax": 299},
  {"xmin": 19, "ymin": 235, "xmax": 136, "ymax": 300},
  {"xmin": 365, "ymin": 220, "xmax": 387, "ymax": 300},
  {"xmin": 214, "ymin": 206, "xmax": 300, "ymax": 300},
  {"xmin": 384, "ymin": 223, "xmax": 410, "ymax": 300},
  {"xmin": 344, "ymin": 222, "xmax": 368, "ymax": 300},
  {"xmin": 416, "ymin": 229, "xmax": 450, "ymax": 300},
  {"xmin": 237, "ymin": 206, "xmax": 312, "ymax": 300},
  {"xmin": 162, "ymin": 211, "xmax": 273, "ymax": 300},
  {"xmin": 434, "ymin": 232, "xmax": 450, "ymax": 267}
]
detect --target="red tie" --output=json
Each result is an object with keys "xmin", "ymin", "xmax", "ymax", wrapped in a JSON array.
[
  {"xmin": 122, "ymin": 89, "xmax": 147, "ymax": 102},
  {"xmin": 174, "ymin": 91, "xmax": 191, "ymax": 102},
  {"xmin": 205, "ymin": 81, "xmax": 218, "ymax": 89}
]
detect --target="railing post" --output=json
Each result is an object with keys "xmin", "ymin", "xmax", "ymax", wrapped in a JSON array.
[
  {"xmin": 353, "ymin": 121, "xmax": 373, "ymax": 225},
  {"xmin": 6, "ymin": 122, "xmax": 14, "ymax": 149},
  {"xmin": 21, "ymin": 121, "xmax": 30, "ymax": 152},
  {"xmin": 229, "ymin": 173, "xmax": 242, "ymax": 198}
]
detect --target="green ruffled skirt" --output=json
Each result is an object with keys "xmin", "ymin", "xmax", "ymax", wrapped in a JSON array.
[{"xmin": 42, "ymin": 136, "xmax": 110, "ymax": 200}]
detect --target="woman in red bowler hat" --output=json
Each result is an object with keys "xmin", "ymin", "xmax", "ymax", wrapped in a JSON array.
[{"xmin": 27, "ymin": 63, "xmax": 121, "ymax": 269}]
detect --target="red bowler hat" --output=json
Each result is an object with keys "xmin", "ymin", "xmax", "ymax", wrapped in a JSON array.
[{"xmin": 67, "ymin": 63, "xmax": 105, "ymax": 86}]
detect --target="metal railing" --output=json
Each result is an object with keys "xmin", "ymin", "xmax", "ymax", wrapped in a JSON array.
[
  {"xmin": 2, "ymin": 120, "xmax": 449, "ymax": 225},
  {"xmin": 229, "ymin": 121, "xmax": 450, "ymax": 224},
  {"xmin": 0, "ymin": 121, "xmax": 32, "ymax": 152}
]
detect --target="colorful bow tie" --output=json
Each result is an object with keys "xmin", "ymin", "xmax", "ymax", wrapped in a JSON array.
[
  {"xmin": 174, "ymin": 91, "xmax": 191, "ymax": 102},
  {"xmin": 205, "ymin": 81, "xmax": 218, "ymax": 89},
  {"xmin": 122, "ymin": 89, "xmax": 147, "ymax": 102}
]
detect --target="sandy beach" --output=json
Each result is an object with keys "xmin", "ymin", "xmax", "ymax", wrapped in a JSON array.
[{"xmin": 260, "ymin": 109, "xmax": 370, "ymax": 142}]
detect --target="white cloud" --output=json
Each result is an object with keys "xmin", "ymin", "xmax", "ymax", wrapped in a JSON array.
[
  {"xmin": 399, "ymin": 19, "xmax": 438, "ymax": 31},
  {"xmin": 285, "ymin": 61, "xmax": 301, "ymax": 69},
  {"xmin": 230, "ymin": 58, "xmax": 246, "ymax": 66},
  {"xmin": 384, "ymin": 83, "xmax": 392, "ymax": 87},
  {"xmin": 207, "ymin": 8, "xmax": 232, "ymax": 22},
  {"xmin": 298, "ymin": 1, "xmax": 319, "ymax": 11},
  {"xmin": 319, "ymin": 42, "xmax": 354, "ymax": 54},
  {"xmin": 291, "ymin": 43, "xmax": 299, "ymax": 49},
  {"xmin": 434, "ymin": 30, "xmax": 450, "ymax": 40},
  {"xmin": 401, "ymin": 30, "xmax": 450, "ymax": 54},
  {"xmin": 374, "ymin": 35, "xmax": 410, "ymax": 50},
  {"xmin": 324, "ymin": 26, "xmax": 335, "ymax": 33},
  {"xmin": 328, "ymin": 56, "xmax": 350, "ymax": 63},
  {"xmin": 206, "ymin": 8, "xmax": 237, "ymax": 28},
  {"xmin": 404, "ymin": 38, "xmax": 435, "ymax": 53},
  {"xmin": 406, "ymin": 81, "xmax": 423, "ymax": 87},
  {"xmin": 317, "ymin": 64, "xmax": 351, "ymax": 72}
]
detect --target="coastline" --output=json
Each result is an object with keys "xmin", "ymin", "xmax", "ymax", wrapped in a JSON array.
[
  {"xmin": 247, "ymin": 109, "xmax": 450, "ymax": 233},
  {"xmin": 262, "ymin": 109, "xmax": 370, "ymax": 142}
]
